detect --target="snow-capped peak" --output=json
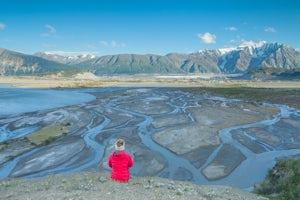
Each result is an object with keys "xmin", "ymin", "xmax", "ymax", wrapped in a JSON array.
[
  {"xmin": 42, "ymin": 51, "xmax": 57, "ymax": 55},
  {"xmin": 39, "ymin": 51, "xmax": 97, "ymax": 58},
  {"xmin": 218, "ymin": 41, "xmax": 268, "ymax": 70},
  {"xmin": 238, "ymin": 40, "xmax": 266, "ymax": 49},
  {"xmin": 237, "ymin": 41, "xmax": 267, "ymax": 55},
  {"xmin": 34, "ymin": 51, "xmax": 98, "ymax": 64},
  {"xmin": 198, "ymin": 41, "xmax": 268, "ymax": 56},
  {"xmin": 218, "ymin": 47, "xmax": 238, "ymax": 55}
]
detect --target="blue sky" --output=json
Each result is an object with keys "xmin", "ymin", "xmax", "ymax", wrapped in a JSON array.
[{"xmin": 0, "ymin": 0, "xmax": 299, "ymax": 56}]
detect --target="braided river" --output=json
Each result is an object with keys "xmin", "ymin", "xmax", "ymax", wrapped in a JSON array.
[{"xmin": 0, "ymin": 87, "xmax": 299, "ymax": 190}]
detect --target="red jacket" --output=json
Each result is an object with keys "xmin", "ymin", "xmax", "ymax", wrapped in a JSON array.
[{"xmin": 108, "ymin": 150, "xmax": 133, "ymax": 182}]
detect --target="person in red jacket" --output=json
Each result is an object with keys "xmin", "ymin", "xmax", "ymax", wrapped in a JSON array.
[{"xmin": 108, "ymin": 139, "xmax": 133, "ymax": 182}]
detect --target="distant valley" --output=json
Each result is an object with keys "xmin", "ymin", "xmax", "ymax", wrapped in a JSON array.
[{"xmin": 1, "ymin": 42, "xmax": 300, "ymax": 80}]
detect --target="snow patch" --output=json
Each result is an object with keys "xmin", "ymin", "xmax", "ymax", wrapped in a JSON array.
[
  {"xmin": 238, "ymin": 40, "xmax": 266, "ymax": 49},
  {"xmin": 218, "ymin": 47, "xmax": 237, "ymax": 55}
]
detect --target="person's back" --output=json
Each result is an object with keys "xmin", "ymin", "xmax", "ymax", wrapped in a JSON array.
[{"xmin": 108, "ymin": 139, "xmax": 133, "ymax": 182}]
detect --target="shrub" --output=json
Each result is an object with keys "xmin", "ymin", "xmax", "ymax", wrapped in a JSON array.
[{"xmin": 256, "ymin": 158, "xmax": 300, "ymax": 200}]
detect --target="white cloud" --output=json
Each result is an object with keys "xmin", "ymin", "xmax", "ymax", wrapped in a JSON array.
[
  {"xmin": 87, "ymin": 44, "xmax": 96, "ymax": 49},
  {"xmin": 100, "ymin": 41, "xmax": 109, "ymax": 46},
  {"xmin": 225, "ymin": 27, "xmax": 238, "ymax": 31},
  {"xmin": 264, "ymin": 27, "xmax": 276, "ymax": 33},
  {"xmin": 111, "ymin": 40, "xmax": 117, "ymax": 47},
  {"xmin": 40, "ymin": 33, "xmax": 50, "ymax": 37},
  {"xmin": 41, "ymin": 24, "xmax": 57, "ymax": 37},
  {"xmin": 0, "ymin": 22, "xmax": 6, "ymax": 30},
  {"xmin": 197, "ymin": 32, "xmax": 216, "ymax": 44},
  {"xmin": 100, "ymin": 40, "xmax": 126, "ymax": 48},
  {"xmin": 42, "ymin": 43, "xmax": 57, "ymax": 48},
  {"xmin": 45, "ymin": 24, "xmax": 56, "ymax": 33}
]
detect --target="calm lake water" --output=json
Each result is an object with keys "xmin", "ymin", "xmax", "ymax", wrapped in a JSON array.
[{"xmin": 0, "ymin": 88, "xmax": 95, "ymax": 117}]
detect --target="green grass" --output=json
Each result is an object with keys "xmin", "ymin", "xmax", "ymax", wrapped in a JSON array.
[
  {"xmin": 179, "ymin": 87, "xmax": 300, "ymax": 109},
  {"xmin": 255, "ymin": 158, "xmax": 300, "ymax": 200},
  {"xmin": 26, "ymin": 123, "xmax": 70, "ymax": 146}
]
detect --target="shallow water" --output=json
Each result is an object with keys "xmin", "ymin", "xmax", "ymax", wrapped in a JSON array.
[
  {"xmin": 0, "ymin": 88, "xmax": 95, "ymax": 117},
  {"xmin": 0, "ymin": 87, "xmax": 299, "ymax": 190}
]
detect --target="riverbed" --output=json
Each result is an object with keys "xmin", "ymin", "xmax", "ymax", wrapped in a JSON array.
[{"xmin": 0, "ymin": 87, "xmax": 299, "ymax": 190}]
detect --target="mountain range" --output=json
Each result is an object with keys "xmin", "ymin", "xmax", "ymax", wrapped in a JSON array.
[{"xmin": 1, "ymin": 42, "xmax": 300, "ymax": 79}]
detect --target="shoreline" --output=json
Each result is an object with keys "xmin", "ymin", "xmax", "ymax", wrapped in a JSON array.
[{"xmin": 1, "ymin": 75, "xmax": 300, "ymax": 89}]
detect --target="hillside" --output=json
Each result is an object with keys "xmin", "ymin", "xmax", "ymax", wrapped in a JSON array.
[
  {"xmin": 0, "ymin": 48, "xmax": 72, "ymax": 76},
  {"xmin": 1, "ymin": 42, "xmax": 300, "ymax": 78},
  {"xmin": 0, "ymin": 172, "xmax": 268, "ymax": 200},
  {"xmin": 255, "ymin": 157, "xmax": 300, "ymax": 200},
  {"xmin": 74, "ymin": 42, "xmax": 300, "ymax": 76}
]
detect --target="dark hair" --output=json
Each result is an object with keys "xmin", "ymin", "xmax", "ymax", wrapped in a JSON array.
[{"xmin": 116, "ymin": 139, "xmax": 124, "ymax": 147}]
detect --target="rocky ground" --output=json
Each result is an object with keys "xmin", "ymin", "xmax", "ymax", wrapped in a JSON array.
[{"xmin": 0, "ymin": 172, "xmax": 268, "ymax": 200}]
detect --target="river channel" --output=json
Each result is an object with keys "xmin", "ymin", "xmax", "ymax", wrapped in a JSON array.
[{"xmin": 0, "ymin": 87, "xmax": 299, "ymax": 190}]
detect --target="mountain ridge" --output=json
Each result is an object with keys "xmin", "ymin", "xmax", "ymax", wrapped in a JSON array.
[
  {"xmin": 0, "ymin": 48, "xmax": 72, "ymax": 75},
  {"xmin": 1, "ymin": 42, "xmax": 300, "ymax": 79}
]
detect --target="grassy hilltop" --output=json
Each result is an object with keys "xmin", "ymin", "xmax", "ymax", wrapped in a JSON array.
[{"xmin": 0, "ymin": 172, "xmax": 267, "ymax": 200}]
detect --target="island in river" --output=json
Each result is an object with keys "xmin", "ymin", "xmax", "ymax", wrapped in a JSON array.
[{"xmin": 0, "ymin": 76, "xmax": 299, "ymax": 191}]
